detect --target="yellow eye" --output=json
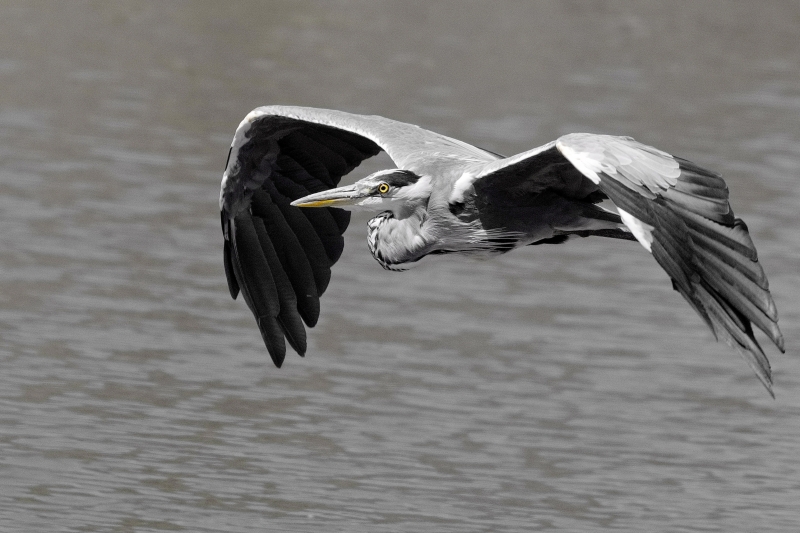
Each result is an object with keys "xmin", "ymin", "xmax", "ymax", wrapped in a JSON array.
[{"xmin": 378, "ymin": 183, "xmax": 390, "ymax": 194}]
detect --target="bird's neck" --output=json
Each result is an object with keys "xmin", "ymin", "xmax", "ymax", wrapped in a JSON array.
[{"xmin": 367, "ymin": 206, "xmax": 431, "ymax": 271}]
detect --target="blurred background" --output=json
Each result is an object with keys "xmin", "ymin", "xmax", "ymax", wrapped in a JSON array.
[{"xmin": 0, "ymin": 1, "xmax": 798, "ymax": 531}]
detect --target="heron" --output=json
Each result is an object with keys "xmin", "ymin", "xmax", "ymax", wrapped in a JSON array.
[{"xmin": 220, "ymin": 106, "xmax": 784, "ymax": 396}]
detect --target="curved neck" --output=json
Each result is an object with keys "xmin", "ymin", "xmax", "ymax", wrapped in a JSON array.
[{"xmin": 367, "ymin": 207, "xmax": 431, "ymax": 270}]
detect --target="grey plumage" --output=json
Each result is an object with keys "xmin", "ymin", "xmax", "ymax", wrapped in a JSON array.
[{"xmin": 220, "ymin": 105, "xmax": 784, "ymax": 396}]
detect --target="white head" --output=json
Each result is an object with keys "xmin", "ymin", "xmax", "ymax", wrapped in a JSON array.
[{"xmin": 291, "ymin": 169, "xmax": 432, "ymax": 218}]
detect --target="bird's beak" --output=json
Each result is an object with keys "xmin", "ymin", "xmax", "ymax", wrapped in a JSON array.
[{"xmin": 290, "ymin": 184, "xmax": 363, "ymax": 208}]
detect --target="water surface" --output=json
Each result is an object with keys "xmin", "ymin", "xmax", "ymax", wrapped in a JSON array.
[{"xmin": 1, "ymin": 2, "xmax": 799, "ymax": 531}]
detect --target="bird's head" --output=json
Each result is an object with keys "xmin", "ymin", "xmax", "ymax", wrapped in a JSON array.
[{"xmin": 290, "ymin": 169, "xmax": 430, "ymax": 218}]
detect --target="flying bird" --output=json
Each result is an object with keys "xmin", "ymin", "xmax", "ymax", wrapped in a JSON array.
[{"xmin": 220, "ymin": 106, "xmax": 784, "ymax": 396}]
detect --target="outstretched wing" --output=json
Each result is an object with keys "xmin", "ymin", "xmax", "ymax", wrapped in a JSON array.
[
  {"xmin": 220, "ymin": 106, "xmax": 498, "ymax": 367},
  {"xmin": 457, "ymin": 133, "xmax": 784, "ymax": 395}
]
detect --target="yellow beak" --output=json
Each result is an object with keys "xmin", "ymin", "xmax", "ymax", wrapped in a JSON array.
[{"xmin": 290, "ymin": 184, "xmax": 361, "ymax": 208}]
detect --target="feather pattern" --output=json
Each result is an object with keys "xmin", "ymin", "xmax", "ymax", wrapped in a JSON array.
[
  {"xmin": 221, "ymin": 106, "xmax": 500, "ymax": 363},
  {"xmin": 221, "ymin": 106, "xmax": 783, "ymax": 396},
  {"xmin": 469, "ymin": 132, "xmax": 783, "ymax": 395}
]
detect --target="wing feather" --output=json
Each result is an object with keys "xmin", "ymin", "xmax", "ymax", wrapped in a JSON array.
[
  {"xmin": 462, "ymin": 132, "xmax": 783, "ymax": 394},
  {"xmin": 265, "ymin": 165, "xmax": 349, "ymax": 263},
  {"xmin": 302, "ymin": 128, "xmax": 375, "ymax": 169},
  {"xmin": 274, "ymin": 154, "xmax": 328, "ymax": 194},
  {"xmin": 557, "ymin": 135, "xmax": 784, "ymax": 392},
  {"xmin": 290, "ymin": 132, "xmax": 352, "ymax": 179},
  {"xmin": 684, "ymin": 221, "xmax": 766, "ymax": 287},
  {"xmin": 250, "ymin": 217, "xmax": 307, "ymax": 356},
  {"xmin": 221, "ymin": 215, "xmax": 239, "ymax": 299},
  {"xmin": 231, "ymin": 214, "xmax": 287, "ymax": 366},
  {"xmin": 273, "ymin": 201, "xmax": 334, "ymax": 296},
  {"xmin": 251, "ymin": 190, "xmax": 321, "ymax": 327}
]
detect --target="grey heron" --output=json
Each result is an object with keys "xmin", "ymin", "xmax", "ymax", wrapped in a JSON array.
[{"xmin": 220, "ymin": 106, "xmax": 784, "ymax": 396}]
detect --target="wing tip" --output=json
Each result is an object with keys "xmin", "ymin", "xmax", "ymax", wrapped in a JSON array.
[
  {"xmin": 755, "ymin": 365, "xmax": 775, "ymax": 399},
  {"xmin": 729, "ymin": 341, "xmax": 775, "ymax": 399},
  {"xmin": 257, "ymin": 316, "xmax": 287, "ymax": 368},
  {"xmin": 731, "ymin": 329, "xmax": 776, "ymax": 399},
  {"xmin": 278, "ymin": 317, "xmax": 307, "ymax": 358},
  {"xmin": 776, "ymin": 334, "xmax": 786, "ymax": 354}
]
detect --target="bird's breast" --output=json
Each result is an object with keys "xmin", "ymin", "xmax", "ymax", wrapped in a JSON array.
[{"xmin": 367, "ymin": 211, "xmax": 434, "ymax": 271}]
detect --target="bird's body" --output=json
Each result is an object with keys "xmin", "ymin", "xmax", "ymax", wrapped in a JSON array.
[{"xmin": 220, "ymin": 105, "xmax": 784, "ymax": 396}]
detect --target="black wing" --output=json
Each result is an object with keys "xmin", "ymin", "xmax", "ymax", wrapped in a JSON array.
[
  {"xmin": 220, "ymin": 106, "xmax": 498, "ymax": 366},
  {"xmin": 221, "ymin": 114, "xmax": 380, "ymax": 366},
  {"xmin": 460, "ymin": 133, "xmax": 784, "ymax": 395}
]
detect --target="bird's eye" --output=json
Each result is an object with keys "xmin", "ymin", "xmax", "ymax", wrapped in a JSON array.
[{"xmin": 378, "ymin": 183, "xmax": 390, "ymax": 194}]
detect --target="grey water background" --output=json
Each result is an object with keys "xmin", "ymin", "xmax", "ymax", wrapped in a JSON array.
[{"xmin": 1, "ymin": 1, "xmax": 799, "ymax": 531}]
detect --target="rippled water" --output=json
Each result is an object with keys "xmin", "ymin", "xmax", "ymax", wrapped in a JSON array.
[{"xmin": 1, "ymin": 2, "xmax": 799, "ymax": 531}]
